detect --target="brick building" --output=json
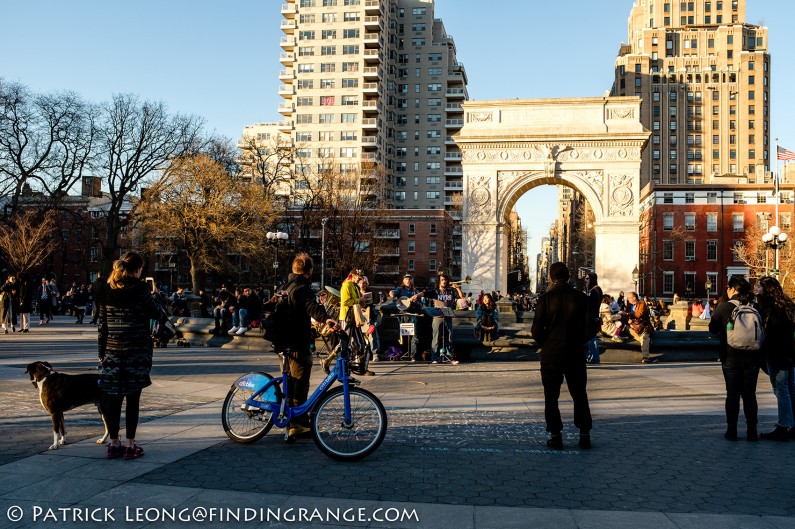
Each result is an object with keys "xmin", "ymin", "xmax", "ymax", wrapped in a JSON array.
[{"xmin": 638, "ymin": 180, "xmax": 794, "ymax": 301}]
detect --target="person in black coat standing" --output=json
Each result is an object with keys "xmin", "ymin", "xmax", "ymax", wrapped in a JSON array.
[
  {"xmin": 709, "ymin": 275, "xmax": 759, "ymax": 441},
  {"xmin": 278, "ymin": 252, "xmax": 337, "ymax": 440},
  {"xmin": 531, "ymin": 262, "xmax": 594, "ymax": 450}
]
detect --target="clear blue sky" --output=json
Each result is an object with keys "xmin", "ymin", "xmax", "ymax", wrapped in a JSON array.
[{"xmin": 2, "ymin": 1, "xmax": 792, "ymax": 283}]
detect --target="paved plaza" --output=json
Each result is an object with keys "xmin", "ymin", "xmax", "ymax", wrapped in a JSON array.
[{"xmin": 0, "ymin": 320, "xmax": 793, "ymax": 528}]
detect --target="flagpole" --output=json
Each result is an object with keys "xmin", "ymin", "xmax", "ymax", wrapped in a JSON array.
[{"xmin": 775, "ymin": 138, "xmax": 780, "ymax": 228}]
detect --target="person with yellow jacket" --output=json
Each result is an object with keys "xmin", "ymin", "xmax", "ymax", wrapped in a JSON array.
[{"xmin": 338, "ymin": 268, "xmax": 373, "ymax": 376}]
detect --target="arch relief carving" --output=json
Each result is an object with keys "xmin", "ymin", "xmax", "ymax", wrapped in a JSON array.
[
  {"xmin": 467, "ymin": 175, "xmax": 492, "ymax": 219},
  {"xmin": 608, "ymin": 174, "xmax": 634, "ymax": 217}
]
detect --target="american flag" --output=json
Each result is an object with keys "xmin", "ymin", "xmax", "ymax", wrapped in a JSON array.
[{"xmin": 777, "ymin": 145, "xmax": 795, "ymax": 161}]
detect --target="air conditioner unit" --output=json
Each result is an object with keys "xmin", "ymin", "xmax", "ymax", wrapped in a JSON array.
[{"xmin": 685, "ymin": 257, "xmax": 696, "ymax": 261}]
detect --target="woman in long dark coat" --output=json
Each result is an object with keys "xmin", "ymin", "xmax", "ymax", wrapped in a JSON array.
[{"xmin": 97, "ymin": 252, "xmax": 166, "ymax": 460}]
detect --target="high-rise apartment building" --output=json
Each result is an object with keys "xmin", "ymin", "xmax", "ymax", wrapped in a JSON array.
[
  {"xmin": 613, "ymin": 0, "xmax": 770, "ymax": 186},
  {"xmin": 278, "ymin": 0, "xmax": 468, "ymax": 213}
]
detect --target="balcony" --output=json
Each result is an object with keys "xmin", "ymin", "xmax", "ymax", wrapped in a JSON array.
[
  {"xmin": 363, "ymin": 49, "xmax": 381, "ymax": 63},
  {"xmin": 279, "ymin": 69, "xmax": 295, "ymax": 81},
  {"xmin": 278, "ymin": 84, "xmax": 295, "ymax": 97},
  {"xmin": 364, "ymin": 32, "xmax": 381, "ymax": 47},
  {"xmin": 361, "ymin": 135, "xmax": 378, "ymax": 147},
  {"xmin": 280, "ymin": 37, "xmax": 295, "ymax": 50},
  {"xmin": 278, "ymin": 103, "xmax": 295, "ymax": 115},
  {"xmin": 280, "ymin": 20, "xmax": 296, "ymax": 33},
  {"xmin": 444, "ymin": 166, "xmax": 463, "ymax": 176},
  {"xmin": 376, "ymin": 264, "xmax": 401, "ymax": 276},
  {"xmin": 364, "ymin": 15, "xmax": 381, "ymax": 29},
  {"xmin": 281, "ymin": 3, "xmax": 296, "ymax": 17},
  {"xmin": 445, "ymin": 135, "xmax": 457, "ymax": 145},
  {"xmin": 445, "ymin": 103, "xmax": 463, "ymax": 112},
  {"xmin": 364, "ymin": 0, "xmax": 382, "ymax": 14},
  {"xmin": 277, "ymin": 121, "xmax": 294, "ymax": 132},
  {"xmin": 362, "ymin": 82, "xmax": 379, "ymax": 94},
  {"xmin": 279, "ymin": 53, "xmax": 294, "ymax": 65},
  {"xmin": 444, "ymin": 151, "xmax": 462, "ymax": 161},
  {"xmin": 444, "ymin": 181, "xmax": 463, "ymax": 190},
  {"xmin": 361, "ymin": 118, "xmax": 378, "ymax": 130},
  {"xmin": 376, "ymin": 247, "xmax": 401, "ymax": 257},
  {"xmin": 446, "ymin": 88, "xmax": 466, "ymax": 98},
  {"xmin": 445, "ymin": 119, "xmax": 464, "ymax": 128},
  {"xmin": 361, "ymin": 153, "xmax": 377, "ymax": 162},
  {"xmin": 363, "ymin": 66, "xmax": 380, "ymax": 80},
  {"xmin": 375, "ymin": 229, "xmax": 401, "ymax": 239}
]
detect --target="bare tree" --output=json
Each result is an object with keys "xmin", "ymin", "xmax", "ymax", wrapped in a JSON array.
[
  {"xmin": 238, "ymin": 132, "xmax": 295, "ymax": 197},
  {"xmin": 0, "ymin": 210, "xmax": 57, "ymax": 274},
  {"xmin": 136, "ymin": 153, "xmax": 276, "ymax": 291},
  {"xmin": 94, "ymin": 94, "xmax": 204, "ymax": 272},
  {"xmin": 737, "ymin": 222, "xmax": 795, "ymax": 296},
  {"xmin": 0, "ymin": 79, "xmax": 96, "ymax": 217}
]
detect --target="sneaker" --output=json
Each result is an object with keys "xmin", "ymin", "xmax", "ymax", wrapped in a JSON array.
[
  {"xmin": 235, "ymin": 327, "xmax": 247, "ymax": 335},
  {"xmin": 431, "ymin": 360, "xmax": 438, "ymax": 364},
  {"xmin": 106, "ymin": 444, "xmax": 124, "ymax": 460},
  {"xmin": 123, "ymin": 444, "xmax": 144, "ymax": 460},
  {"xmin": 760, "ymin": 426, "xmax": 789, "ymax": 442},
  {"xmin": 39, "ymin": 321, "xmax": 44, "ymax": 325},
  {"xmin": 228, "ymin": 326, "xmax": 239, "ymax": 334},
  {"xmin": 450, "ymin": 360, "xmax": 460, "ymax": 365},
  {"xmin": 286, "ymin": 424, "xmax": 311, "ymax": 443},
  {"xmin": 363, "ymin": 370, "xmax": 375, "ymax": 376},
  {"xmin": 611, "ymin": 336, "xmax": 623, "ymax": 343},
  {"xmin": 641, "ymin": 357, "xmax": 658, "ymax": 364}
]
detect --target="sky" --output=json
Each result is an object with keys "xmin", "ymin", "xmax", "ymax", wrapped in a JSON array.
[{"xmin": 2, "ymin": 0, "xmax": 793, "ymax": 283}]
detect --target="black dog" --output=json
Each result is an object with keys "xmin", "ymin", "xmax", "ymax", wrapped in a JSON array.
[{"xmin": 25, "ymin": 361, "xmax": 110, "ymax": 450}]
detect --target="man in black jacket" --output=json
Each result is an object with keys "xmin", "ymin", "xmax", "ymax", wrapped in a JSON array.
[
  {"xmin": 280, "ymin": 253, "xmax": 337, "ymax": 440},
  {"xmin": 531, "ymin": 262, "xmax": 594, "ymax": 450}
]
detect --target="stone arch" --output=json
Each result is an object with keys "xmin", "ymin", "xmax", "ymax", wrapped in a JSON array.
[{"xmin": 454, "ymin": 98, "xmax": 649, "ymax": 296}]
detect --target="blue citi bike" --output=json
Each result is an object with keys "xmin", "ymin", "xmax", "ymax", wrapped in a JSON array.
[{"xmin": 221, "ymin": 329, "xmax": 387, "ymax": 461}]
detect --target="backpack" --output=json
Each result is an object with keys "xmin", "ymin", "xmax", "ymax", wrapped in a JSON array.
[
  {"xmin": 726, "ymin": 300, "xmax": 764, "ymax": 351},
  {"xmin": 261, "ymin": 286, "xmax": 292, "ymax": 345}
]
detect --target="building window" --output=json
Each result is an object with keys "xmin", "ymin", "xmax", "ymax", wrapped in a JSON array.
[
  {"xmin": 407, "ymin": 241, "xmax": 415, "ymax": 253},
  {"xmin": 663, "ymin": 240, "xmax": 674, "ymax": 260},
  {"xmin": 408, "ymin": 223, "xmax": 416, "ymax": 235},
  {"xmin": 707, "ymin": 272, "xmax": 718, "ymax": 294},
  {"xmin": 429, "ymin": 241, "xmax": 437, "ymax": 253},
  {"xmin": 732, "ymin": 240, "xmax": 743, "ymax": 261},
  {"xmin": 781, "ymin": 213, "xmax": 792, "ymax": 231},
  {"xmin": 408, "ymin": 259, "xmax": 415, "ymax": 271},
  {"xmin": 707, "ymin": 212, "xmax": 718, "ymax": 231},
  {"xmin": 685, "ymin": 192, "xmax": 694, "ymax": 203},
  {"xmin": 684, "ymin": 213, "xmax": 696, "ymax": 231},
  {"xmin": 663, "ymin": 213, "xmax": 674, "ymax": 231},
  {"xmin": 430, "ymin": 223, "xmax": 437, "ymax": 235},
  {"xmin": 663, "ymin": 272, "xmax": 674, "ymax": 294},
  {"xmin": 733, "ymin": 213, "xmax": 744, "ymax": 232},
  {"xmin": 429, "ymin": 259, "xmax": 437, "ymax": 272},
  {"xmin": 707, "ymin": 240, "xmax": 718, "ymax": 261},
  {"xmin": 685, "ymin": 240, "xmax": 696, "ymax": 260},
  {"xmin": 664, "ymin": 192, "xmax": 674, "ymax": 204},
  {"xmin": 707, "ymin": 192, "xmax": 717, "ymax": 203},
  {"xmin": 684, "ymin": 273, "xmax": 696, "ymax": 295}
]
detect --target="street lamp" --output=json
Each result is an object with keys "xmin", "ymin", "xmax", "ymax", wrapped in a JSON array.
[
  {"xmin": 761, "ymin": 225, "xmax": 788, "ymax": 278},
  {"xmin": 632, "ymin": 265, "xmax": 639, "ymax": 294},
  {"xmin": 266, "ymin": 231, "xmax": 289, "ymax": 291},
  {"xmin": 321, "ymin": 217, "xmax": 328, "ymax": 290},
  {"xmin": 705, "ymin": 277, "xmax": 713, "ymax": 307}
]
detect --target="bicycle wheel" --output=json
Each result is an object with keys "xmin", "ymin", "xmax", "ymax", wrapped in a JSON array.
[
  {"xmin": 311, "ymin": 386, "xmax": 387, "ymax": 461},
  {"xmin": 222, "ymin": 373, "xmax": 275, "ymax": 443}
]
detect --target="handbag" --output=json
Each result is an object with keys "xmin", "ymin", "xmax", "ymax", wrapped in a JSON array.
[
  {"xmin": 629, "ymin": 319, "xmax": 645, "ymax": 333},
  {"xmin": 352, "ymin": 303, "xmax": 366, "ymax": 327}
]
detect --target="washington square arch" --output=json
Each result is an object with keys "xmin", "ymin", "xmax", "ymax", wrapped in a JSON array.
[{"xmin": 456, "ymin": 97, "xmax": 649, "ymax": 297}]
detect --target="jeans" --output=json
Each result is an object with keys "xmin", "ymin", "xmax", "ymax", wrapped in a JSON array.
[
  {"xmin": 722, "ymin": 363, "xmax": 759, "ymax": 428},
  {"xmin": 628, "ymin": 328, "xmax": 651, "ymax": 359},
  {"xmin": 213, "ymin": 307, "xmax": 230, "ymax": 331},
  {"xmin": 541, "ymin": 360, "xmax": 593, "ymax": 435},
  {"xmin": 586, "ymin": 336, "xmax": 600, "ymax": 363},
  {"xmin": 232, "ymin": 308, "xmax": 249, "ymax": 328},
  {"xmin": 767, "ymin": 363, "xmax": 795, "ymax": 428},
  {"xmin": 431, "ymin": 317, "xmax": 453, "ymax": 361}
]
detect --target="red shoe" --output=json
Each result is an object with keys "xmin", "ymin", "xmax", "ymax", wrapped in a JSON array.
[
  {"xmin": 123, "ymin": 444, "xmax": 144, "ymax": 460},
  {"xmin": 106, "ymin": 444, "xmax": 123, "ymax": 460}
]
